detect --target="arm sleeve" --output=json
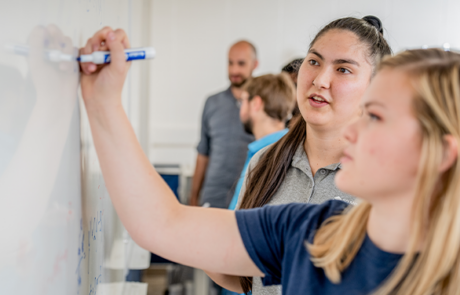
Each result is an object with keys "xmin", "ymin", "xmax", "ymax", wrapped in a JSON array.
[
  {"xmin": 196, "ymin": 99, "xmax": 210, "ymax": 156},
  {"xmin": 234, "ymin": 203, "xmax": 315, "ymax": 286}
]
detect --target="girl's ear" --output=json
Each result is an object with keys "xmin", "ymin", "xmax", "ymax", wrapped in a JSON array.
[{"xmin": 439, "ymin": 135, "xmax": 459, "ymax": 173}]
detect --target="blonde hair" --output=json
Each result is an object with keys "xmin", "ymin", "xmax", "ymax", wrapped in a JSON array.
[
  {"xmin": 308, "ymin": 48, "xmax": 460, "ymax": 294},
  {"xmin": 242, "ymin": 73, "xmax": 296, "ymax": 122}
]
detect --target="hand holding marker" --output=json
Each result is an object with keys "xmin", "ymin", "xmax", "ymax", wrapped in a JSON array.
[
  {"xmin": 78, "ymin": 47, "xmax": 156, "ymax": 64},
  {"xmin": 5, "ymin": 44, "xmax": 155, "ymax": 64}
]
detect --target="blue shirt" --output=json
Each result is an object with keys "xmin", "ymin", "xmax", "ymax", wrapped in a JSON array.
[
  {"xmin": 235, "ymin": 200, "xmax": 403, "ymax": 295},
  {"xmin": 228, "ymin": 129, "xmax": 288, "ymax": 210}
]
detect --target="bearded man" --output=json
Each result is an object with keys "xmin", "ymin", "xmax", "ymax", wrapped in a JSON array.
[{"xmin": 190, "ymin": 41, "xmax": 257, "ymax": 209}]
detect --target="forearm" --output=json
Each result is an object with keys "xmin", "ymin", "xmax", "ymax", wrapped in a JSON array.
[
  {"xmin": 80, "ymin": 27, "xmax": 263, "ymax": 277},
  {"xmin": 86, "ymin": 102, "xmax": 178, "ymax": 241},
  {"xmin": 190, "ymin": 173, "xmax": 201, "ymax": 205},
  {"xmin": 85, "ymin": 103, "xmax": 262, "ymax": 276},
  {"xmin": 206, "ymin": 271, "xmax": 244, "ymax": 293},
  {"xmin": 190, "ymin": 154, "xmax": 208, "ymax": 204}
]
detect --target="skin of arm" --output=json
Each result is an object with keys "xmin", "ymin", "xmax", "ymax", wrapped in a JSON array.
[
  {"xmin": 205, "ymin": 155, "xmax": 256, "ymax": 292},
  {"xmin": 189, "ymin": 153, "xmax": 209, "ymax": 206},
  {"xmin": 79, "ymin": 27, "xmax": 264, "ymax": 277}
]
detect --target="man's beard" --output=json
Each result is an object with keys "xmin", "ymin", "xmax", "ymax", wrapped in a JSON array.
[
  {"xmin": 230, "ymin": 76, "xmax": 248, "ymax": 88},
  {"xmin": 242, "ymin": 118, "xmax": 253, "ymax": 135}
]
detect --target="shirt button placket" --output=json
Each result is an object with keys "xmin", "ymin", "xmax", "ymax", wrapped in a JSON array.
[{"xmin": 307, "ymin": 178, "xmax": 315, "ymax": 202}]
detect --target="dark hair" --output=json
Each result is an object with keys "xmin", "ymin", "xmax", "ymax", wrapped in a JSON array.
[
  {"xmin": 237, "ymin": 16, "xmax": 392, "ymax": 294},
  {"xmin": 281, "ymin": 58, "xmax": 304, "ymax": 73},
  {"xmin": 310, "ymin": 16, "xmax": 392, "ymax": 70}
]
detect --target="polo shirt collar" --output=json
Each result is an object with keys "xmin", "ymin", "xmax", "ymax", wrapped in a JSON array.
[
  {"xmin": 225, "ymin": 87, "xmax": 236, "ymax": 100},
  {"xmin": 248, "ymin": 129, "xmax": 289, "ymax": 154},
  {"xmin": 291, "ymin": 141, "xmax": 341, "ymax": 175}
]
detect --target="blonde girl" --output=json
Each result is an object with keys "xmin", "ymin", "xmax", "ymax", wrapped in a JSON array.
[{"xmin": 80, "ymin": 25, "xmax": 460, "ymax": 294}]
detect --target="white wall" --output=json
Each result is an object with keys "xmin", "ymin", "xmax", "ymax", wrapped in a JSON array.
[{"xmin": 149, "ymin": 0, "xmax": 460, "ymax": 173}]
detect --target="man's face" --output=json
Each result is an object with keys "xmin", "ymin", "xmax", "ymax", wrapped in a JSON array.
[
  {"xmin": 228, "ymin": 45, "xmax": 257, "ymax": 87},
  {"xmin": 239, "ymin": 91, "xmax": 253, "ymax": 135}
]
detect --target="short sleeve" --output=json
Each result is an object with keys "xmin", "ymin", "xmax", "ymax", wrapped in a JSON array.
[
  {"xmin": 196, "ymin": 99, "xmax": 210, "ymax": 156},
  {"xmin": 235, "ymin": 201, "xmax": 349, "ymax": 286},
  {"xmin": 235, "ymin": 203, "xmax": 315, "ymax": 286}
]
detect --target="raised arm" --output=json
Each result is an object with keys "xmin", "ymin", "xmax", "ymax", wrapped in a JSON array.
[
  {"xmin": 206, "ymin": 156, "xmax": 256, "ymax": 292},
  {"xmin": 79, "ymin": 27, "xmax": 263, "ymax": 277}
]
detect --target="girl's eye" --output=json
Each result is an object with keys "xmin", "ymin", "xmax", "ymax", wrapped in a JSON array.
[
  {"xmin": 338, "ymin": 68, "xmax": 351, "ymax": 74},
  {"xmin": 368, "ymin": 112, "xmax": 381, "ymax": 121},
  {"xmin": 309, "ymin": 59, "xmax": 319, "ymax": 66}
]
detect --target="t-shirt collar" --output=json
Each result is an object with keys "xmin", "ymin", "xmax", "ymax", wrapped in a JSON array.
[
  {"xmin": 248, "ymin": 129, "xmax": 289, "ymax": 153},
  {"xmin": 226, "ymin": 86, "xmax": 236, "ymax": 100}
]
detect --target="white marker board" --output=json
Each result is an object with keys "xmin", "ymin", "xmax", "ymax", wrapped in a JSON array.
[{"xmin": 0, "ymin": 0, "xmax": 150, "ymax": 294}]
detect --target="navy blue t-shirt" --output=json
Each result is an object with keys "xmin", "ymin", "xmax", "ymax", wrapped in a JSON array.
[{"xmin": 235, "ymin": 200, "xmax": 403, "ymax": 295}]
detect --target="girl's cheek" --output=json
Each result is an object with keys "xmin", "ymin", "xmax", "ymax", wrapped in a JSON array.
[{"xmin": 362, "ymin": 135, "xmax": 387, "ymax": 169}]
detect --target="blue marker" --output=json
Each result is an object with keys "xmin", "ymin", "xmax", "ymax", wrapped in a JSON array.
[{"xmin": 78, "ymin": 47, "xmax": 155, "ymax": 64}]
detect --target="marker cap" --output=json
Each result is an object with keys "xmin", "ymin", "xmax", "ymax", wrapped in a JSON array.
[{"xmin": 79, "ymin": 54, "xmax": 93, "ymax": 63}]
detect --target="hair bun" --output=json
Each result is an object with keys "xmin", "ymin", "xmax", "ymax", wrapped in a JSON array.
[{"xmin": 362, "ymin": 15, "xmax": 383, "ymax": 35}]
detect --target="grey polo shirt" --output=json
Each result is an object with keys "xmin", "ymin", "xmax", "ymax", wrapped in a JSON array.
[
  {"xmin": 236, "ymin": 141, "xmax": 356, "ymax": 295},
  {"xmin": 197, "ymin": 87, "xmax": 254, "ymax": 208}
]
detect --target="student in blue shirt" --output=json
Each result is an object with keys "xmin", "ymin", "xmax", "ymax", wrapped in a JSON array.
[
  {"xmin": 228, "ymin": 73, "xmax": 296, "ymax": 211},
  {"xmin": 80, "ymin": 26, "xmax": 460, "ymax": 295},
  {"xmin": 216, "ymin": 16, "xmax": 390, "ymax": 295}
]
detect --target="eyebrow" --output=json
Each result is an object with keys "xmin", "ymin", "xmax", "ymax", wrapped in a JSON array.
[
  {"xmin": 309, "ymin": 49, "xmax": 360, "ymax": 67},
  {"xmin": 364, "ymin": 101, "xmax": 386, "ymax": 108}
]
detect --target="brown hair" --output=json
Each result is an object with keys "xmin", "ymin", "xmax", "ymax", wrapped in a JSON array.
[
  {"xmin": 243, "ymin": 73, "xmax": 296, "ymax": 122},
  {"xmin": 309, "ymin": 48, "xmax": 460, "ymax": 294},
  {"xmin": 237, "ymin": 16, "xmax": 392, "ymax": 294}
]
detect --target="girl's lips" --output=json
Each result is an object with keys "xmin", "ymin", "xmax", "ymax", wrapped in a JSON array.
[
  {"xmin": 340, "ymin": 155, "xmax": 353, "ymax": 163},
  {"xmin": 340, "ymin": 151, "xmax": 353, "ymax": 163},
  {"xmin": 308, "ymin": 97, "xmax": 329, "ymax": 108}
]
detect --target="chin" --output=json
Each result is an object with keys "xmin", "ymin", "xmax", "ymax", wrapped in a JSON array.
[
  {"xmin": 301, "ymin": 109, "xmax": 331, "ymax": 126},
  {"xmin": 335, "ymin": 170, "xmax": 356, "ymax": 196}
]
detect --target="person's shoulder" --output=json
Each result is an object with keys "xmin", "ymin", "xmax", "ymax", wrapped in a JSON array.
[
  {"xmin": 307, "ymin": 199, "xmax": 349, "ymax": 224},
  {"xmin": 248, "ymin": 144, "xmax": 273, "ymax": 167},
  {"xmin": 272, "ymin": 199, "xmax": 348, "ymax": 219},
  {"xmin": 202, "ymin": 88, "xmax": 232, "ymax": 112},
  {"xmin": 262, "ymin": 200, "xmax": 349, "ymax": 232},
  {"xmin": 205, "ymin": 88, "xmax": 231, "ymax": 102}
]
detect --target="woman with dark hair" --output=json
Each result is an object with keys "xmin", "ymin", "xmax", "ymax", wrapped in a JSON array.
[
  {"xmin": 79, "ymin": 23, "xmax": 460, "ymax": 294},
  {"xmin": 209, "ymin": 16, "xmax": 392, "ymax": 294}
]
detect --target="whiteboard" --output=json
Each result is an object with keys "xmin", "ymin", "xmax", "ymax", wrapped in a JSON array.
[{"xmin": 0, "ymin": 0, "xmax": 147, "ymax": 294}]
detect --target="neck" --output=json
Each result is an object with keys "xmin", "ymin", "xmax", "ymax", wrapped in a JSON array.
[
  {"xmin": 367, "ymin": 191, "xmax": 415, "ymax": 253},
  {"xmin": 304, "ymin": 123, "xmax": 347, "ymax": 175},
  {"xmin": 231, "ymin": 86, "xmax": 243, "ymax": 99},
  {"xmin": 252, "ymin": 117, "xmax": 285, "ymax": 140}
]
